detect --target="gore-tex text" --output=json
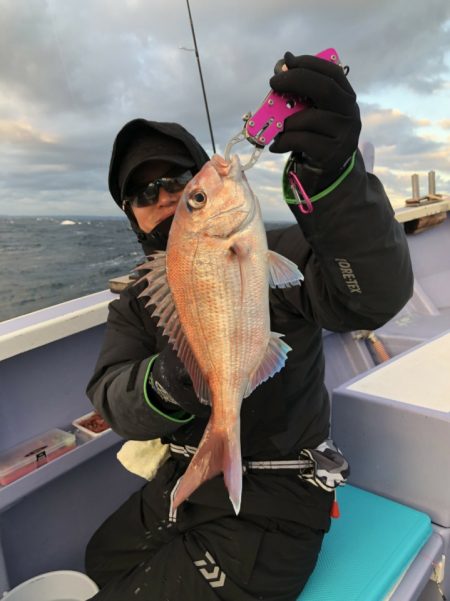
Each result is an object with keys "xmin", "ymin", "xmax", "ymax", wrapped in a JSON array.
[{"xmin": 335, "ymin": 258, "xmax": 362, "ymax": 294}]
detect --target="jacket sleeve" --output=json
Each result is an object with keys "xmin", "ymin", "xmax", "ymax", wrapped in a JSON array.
[
  {"xmin": 86, "ymin": 283, "xmax": 194, "ymax": 440},
  {"xmin": 270, "ymin": 151, "xmax": 414, "ymax": 332}
]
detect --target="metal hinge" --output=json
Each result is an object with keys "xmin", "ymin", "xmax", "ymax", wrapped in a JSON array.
[
  {"xmin": 431, "ymin": 554, "xmax": 446, "ymax": 584},
  {"xmin": 430, "ymin": 554, "xmax": 446, "ymax": 600}
]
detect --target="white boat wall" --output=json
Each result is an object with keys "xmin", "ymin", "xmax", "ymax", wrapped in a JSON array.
[{"xmin": 0, "ymin": 160, "xmax": 449, "ymax": 598}]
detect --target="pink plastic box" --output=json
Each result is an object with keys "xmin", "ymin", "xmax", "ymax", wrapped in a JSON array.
[{"xmin": 0, "ymin": 429, "xmax": 76, "ymax": 486}]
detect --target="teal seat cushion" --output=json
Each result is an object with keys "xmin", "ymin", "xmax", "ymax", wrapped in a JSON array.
[{"xmin": 298, "ymin": 486, "xmax": 432, "ymax": 601}]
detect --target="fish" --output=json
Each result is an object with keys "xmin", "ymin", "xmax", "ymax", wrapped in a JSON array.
[{"xmin": 137, "ymin": 154, "xmax": 303, "ymax": 514}]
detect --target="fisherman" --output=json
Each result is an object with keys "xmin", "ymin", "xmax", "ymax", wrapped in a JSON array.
[{"xmin": 85, "ymin": 52, "xmax": 413, "ymax": 600}]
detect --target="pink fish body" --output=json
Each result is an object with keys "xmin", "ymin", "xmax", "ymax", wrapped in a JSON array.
[{"xmin": 138, "ymin": 154, "xmax": 303, "ymax": 514}]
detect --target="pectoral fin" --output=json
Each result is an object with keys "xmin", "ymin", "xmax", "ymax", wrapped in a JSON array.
[
  {"xmin": 244, "ymin": 332, "xmax": 292, "ymax": 398},
  {"xmin": 268, "ymin": 250, "xmax": 304, "ymax": 288}
]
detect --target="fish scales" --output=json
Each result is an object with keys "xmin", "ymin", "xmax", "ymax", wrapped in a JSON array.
[
  {"xmin": 138, "ymin": 154, "xmax": 303, "ymax": 514},
  {"xmin": 168, "ymin": 239, "xmax": 269, "ymax": 393}
]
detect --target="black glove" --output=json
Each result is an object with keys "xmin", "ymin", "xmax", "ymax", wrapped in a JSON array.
[
  {"xmin": 149, "ymin": 345, "xmax": 210, "ymax": 418},
  {"xmin": 269, "ymin": 52, "xmax": 361, "ymax": 193}
]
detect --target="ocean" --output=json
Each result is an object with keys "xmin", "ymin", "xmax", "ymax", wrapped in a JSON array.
[
  {"xmin": 0, "ymin": 216, "xmax": 291, "ymax": 323},
  {"xmin": 0, "ymin": 216, "xmax": 140, "ymax": 323}
]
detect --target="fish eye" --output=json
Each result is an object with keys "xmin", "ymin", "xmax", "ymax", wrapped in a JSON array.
[{"xmin": 187, "ymin": 190, "xmax": 207, "ymax": 210}]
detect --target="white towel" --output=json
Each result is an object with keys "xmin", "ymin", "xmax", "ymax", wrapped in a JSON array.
[{"xmin": 117, "ymin": 439, "xmax": 170, "ymax": 480}]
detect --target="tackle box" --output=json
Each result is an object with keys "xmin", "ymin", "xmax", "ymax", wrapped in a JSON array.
[{"xmin": 0, "ymin": 429, "xmax": 76, "ymax": 486}]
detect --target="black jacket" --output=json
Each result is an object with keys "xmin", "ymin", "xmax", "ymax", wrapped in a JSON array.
[{"xmin": 87, "ymin": 141, "xmax": 413, "ymax": 527}]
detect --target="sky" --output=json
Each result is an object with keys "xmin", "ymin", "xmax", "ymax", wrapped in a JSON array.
[{"xmin": 1, "ymin": 0, "xmax": 449, "ymax": 221}]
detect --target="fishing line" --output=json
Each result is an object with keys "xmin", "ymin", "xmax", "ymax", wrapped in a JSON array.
[{"xmin": 185, "ymin": 0, "xmax": 216, "ymax": 153}]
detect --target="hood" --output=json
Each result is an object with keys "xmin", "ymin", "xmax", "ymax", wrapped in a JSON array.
[{"xmin": 108, "ymin": 119, "xmax": 210, "ymax": 254}]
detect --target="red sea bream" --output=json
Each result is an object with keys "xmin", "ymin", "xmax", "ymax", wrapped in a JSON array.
[{"xmin": 138, "ymin": 154, "xmax": 303, "ymax": 514}]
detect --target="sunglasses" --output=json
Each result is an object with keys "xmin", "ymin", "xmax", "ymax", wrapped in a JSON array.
[{"xmin": 122, "ymin": 170, "xmax": 193, "ymax": 210}]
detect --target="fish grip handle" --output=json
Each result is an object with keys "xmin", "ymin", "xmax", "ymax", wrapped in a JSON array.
[
  {"xmin": 224, "ymin": 48, "xmax": 342, "ymax": 174},
  {"xmin": 245, "ymin": 48, "xmax": 342, "ymax": 148}
]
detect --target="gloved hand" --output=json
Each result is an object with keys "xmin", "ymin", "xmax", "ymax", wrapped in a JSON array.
[
  {"xmin": 269, "ymin": 52, "xmax": 361, "ymax": 192},
  {"xmin": 149, "ymin": 345, "xmax": 210, "ymax": 418}
]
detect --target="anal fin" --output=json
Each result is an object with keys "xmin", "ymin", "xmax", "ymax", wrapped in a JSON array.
[{"xmin": 244, "ymin": 332, "xmax": 292, "ymax": 398}]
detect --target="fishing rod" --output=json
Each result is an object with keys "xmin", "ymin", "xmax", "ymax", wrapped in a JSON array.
[{"xmin": 185, "ymin": 0, "xmax": 216, "ymax": 153}]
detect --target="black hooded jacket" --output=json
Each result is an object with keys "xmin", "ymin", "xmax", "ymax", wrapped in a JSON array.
[
  {"xmin": 87, "ymin": 123, "xmax": 413, "ymax": 528},
  {"xmin": 108, "ymin": 119, "xmax": 210, "ymax": 254}
]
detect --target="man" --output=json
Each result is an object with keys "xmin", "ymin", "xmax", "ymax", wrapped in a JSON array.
[{"xmin": 85, "ymin": 53, "xmax": 413, "ymax": 600}]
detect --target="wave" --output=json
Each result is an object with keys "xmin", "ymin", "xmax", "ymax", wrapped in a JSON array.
[{"xmin": 0, "ymin": 217, "xmax": 292, "ymax": 323}]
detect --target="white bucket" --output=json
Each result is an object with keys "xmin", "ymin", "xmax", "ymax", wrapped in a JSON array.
[{"xmin": 2, "ymin": 570, "xmax": 99, "ymax": 601}]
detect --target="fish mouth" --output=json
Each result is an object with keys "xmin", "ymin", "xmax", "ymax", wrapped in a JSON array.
[{"xmin": 198, "ymin": 154, "xmax": 256, "ymax": 238}]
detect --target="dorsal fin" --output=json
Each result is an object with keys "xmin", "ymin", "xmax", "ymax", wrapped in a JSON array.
[{"xmin": 135, "ymin": 252, "xmax": 211, "ymax": 404}]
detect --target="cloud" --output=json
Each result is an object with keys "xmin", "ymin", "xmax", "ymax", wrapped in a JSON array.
[
  {"xmin": 360, "ymin": 105, "xmax": 443, "ymax": 157},
  {"xmin": 358, "ymin": 104, "xmax": 450, "ymax": 205},
  {"xmin": 246, "ymin": 155, "xmax": 296, "ymax": 221},
  {"xmin": 0, "ymin": 120, "xmax": 57, "ymax": 145},
  {"xmin": 0, "ymin": 0, "xmax": 449, "ymax": 216}
]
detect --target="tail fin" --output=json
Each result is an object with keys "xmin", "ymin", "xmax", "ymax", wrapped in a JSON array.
[{"xmin": 172, "ymin": 419, "xmax": 242, "ymax": 514}]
